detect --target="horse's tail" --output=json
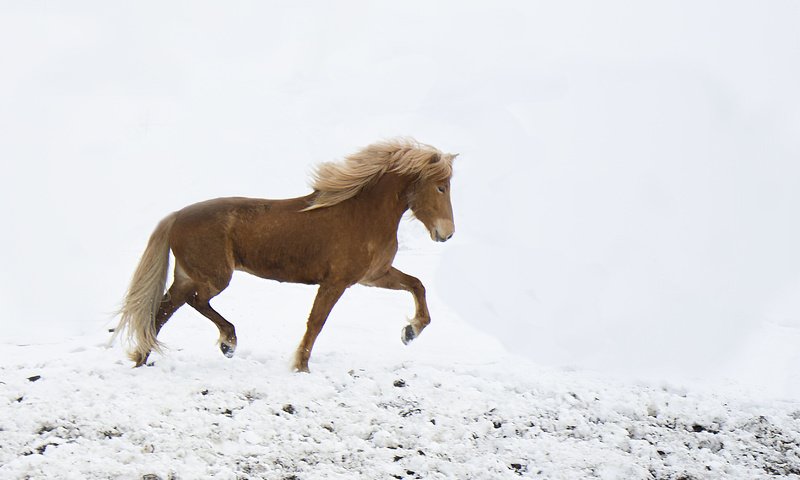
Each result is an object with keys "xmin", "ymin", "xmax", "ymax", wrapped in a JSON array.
[{"xmin": 111, "ymin": 213, "xmax": 177, "ymax": 366}]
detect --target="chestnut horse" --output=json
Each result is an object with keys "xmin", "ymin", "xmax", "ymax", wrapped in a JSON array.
[{"xmin": 113, "ymin": 139, "xmax": 456, "ymax": 372}]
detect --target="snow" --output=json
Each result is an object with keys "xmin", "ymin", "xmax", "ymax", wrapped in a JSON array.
[
  {"xmin": 3, "ymin": 331, "xmax": 800, "ymax": 478},
  {"xmin": 3, "ymin": 251, "xmax": 800, "ymax": 479},
  {"xmin": 3, "ymin": 1, "xmax": 800, "ymax": 478}
]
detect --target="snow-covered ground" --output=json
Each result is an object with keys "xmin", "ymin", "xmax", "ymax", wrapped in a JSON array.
[
  {"xmin": 3, "ymin": 349, "xmax": 800, "ymax": 480},
  {"xmin": 3, "ymin": 2, "xmax": 800, "ymax": 478},
  {"xmin": 2, "ymin": 250, "xmax": 800, "ymax": 479},
  {"xmin": 3, "ymin": 340, "xmax": 800, "ymax": 480}
]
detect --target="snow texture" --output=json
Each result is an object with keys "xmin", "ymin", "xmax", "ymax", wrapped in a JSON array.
[
  {"xmin": 2, "ymin": 251, "xmax": 800, "ymax": 479},
  {"xmin": 2, "ymin": 341, "xmax": 799, "ymax": 479}
]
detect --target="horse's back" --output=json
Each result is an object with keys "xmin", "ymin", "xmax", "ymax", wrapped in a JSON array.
[
  {"xmin": 171, "ymin": 196, "xmax": 313, "ymax": 230},
  {"xmin": 228, "ymin": 197, "xmax": 348, "ymax": 284},
  {"xmin": 169, "ymin": 196, "xmax": 335, "ymax": 285},
  {"xmin": 167, "ymin": 193, "xmax": 391, "ymax": 287}
]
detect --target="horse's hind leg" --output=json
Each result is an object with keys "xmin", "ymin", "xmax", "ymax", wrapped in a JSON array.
[
  {"xmin": 186, "ymin": 284, "xmax": 238, "ymax": 358},
  {"xmin": 135, "ymin": 278, "xmax": 193, "ymax": 367},
  {"xmin": 155, "ymin": 279, "xmax": 193, "ymax": 334}
]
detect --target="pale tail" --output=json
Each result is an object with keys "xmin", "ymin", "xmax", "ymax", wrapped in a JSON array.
[{"xmin": 111, "ymin": 214, "xmax": 177, "ymax": 365}]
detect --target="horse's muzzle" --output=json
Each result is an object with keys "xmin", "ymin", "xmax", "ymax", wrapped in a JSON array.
[
  {"xmin": 435, "ymin": 231, "xmax": 454, "ymax": 242},
  {"xmin": 431, "ymin": 219, "xmax": 455, "ymax": 242}
]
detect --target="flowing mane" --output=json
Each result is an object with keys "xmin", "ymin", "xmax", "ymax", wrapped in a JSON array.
[{"xmin": 304, "ymin": 138, "xmax": 454, "ymax": 211}]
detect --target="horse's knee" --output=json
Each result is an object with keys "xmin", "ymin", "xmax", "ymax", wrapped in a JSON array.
[{"xmin": 407, "ymin": 277, "xmax": 425, "ymax": 297}]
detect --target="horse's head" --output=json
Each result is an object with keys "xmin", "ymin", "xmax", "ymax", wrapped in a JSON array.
[{"xmin": 409, "ymin": 153, "xmax": 457, "ymax": 243}]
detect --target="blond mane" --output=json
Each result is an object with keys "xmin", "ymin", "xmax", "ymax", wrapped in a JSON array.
[{"xmin": 304, "ymin": 138, "xmax": 454, "ymax": 211}]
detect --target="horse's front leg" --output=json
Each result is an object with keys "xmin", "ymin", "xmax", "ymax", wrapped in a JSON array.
[
  {"xmin": 362, "ymin": 267, "xmax": 430, "ymax": 345},
  {"xmin": 293, "ymin": 283, "xmax": 347, "ymax": 373}
]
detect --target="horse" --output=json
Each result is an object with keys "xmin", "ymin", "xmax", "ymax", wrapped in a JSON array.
[{"xmin": 112, "ymin": 139, "xmax": 456, "ymax": 372}]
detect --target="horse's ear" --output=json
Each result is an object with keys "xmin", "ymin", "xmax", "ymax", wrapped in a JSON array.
[
  {"xmin": 441, "ymin": 153, "xmax": 458, "ymax": 163},
  {"xmin": 429, "ymin": 152, "xmax": 441, "ymax": 164}
]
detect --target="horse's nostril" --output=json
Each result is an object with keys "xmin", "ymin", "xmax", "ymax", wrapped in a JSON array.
[{"xmin": 434, "ymin": 231, "xmax": 454, "ymax": 242}]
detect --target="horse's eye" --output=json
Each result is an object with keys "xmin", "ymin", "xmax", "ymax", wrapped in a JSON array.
[{"xmin": 437, "ymin": 185, "xmax": 447, "ymax": 194}]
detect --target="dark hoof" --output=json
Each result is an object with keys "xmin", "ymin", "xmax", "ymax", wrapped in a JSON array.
[
  {"xmin": 401, "ymin": 325, "xmax": 416, "ymax": 345},
  {"xmin": 132, "ymin": 351, "xmax": 150, "ymax": 368},
  {"xmin": 220, "ymin": 343, "xmax": 236, "ymax": 358}
]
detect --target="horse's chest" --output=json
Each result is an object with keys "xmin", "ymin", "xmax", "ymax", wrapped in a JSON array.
[{"xmin": 360, "ymin": 239, "xmax": 398, "ymax": 280}]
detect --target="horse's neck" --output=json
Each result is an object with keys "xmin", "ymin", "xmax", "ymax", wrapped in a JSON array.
[{"xmin": 351, "ymin": 173, "xmax": 411, "ymax": 230}]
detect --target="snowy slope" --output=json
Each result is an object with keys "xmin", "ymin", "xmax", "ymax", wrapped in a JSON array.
[
  {"xmin": 2, "ymin": 250, "xmax": 800, "ymax": 479},
  {"xmin": 2, "ymin": 333, "xmax": 800, "ymax": 479}
]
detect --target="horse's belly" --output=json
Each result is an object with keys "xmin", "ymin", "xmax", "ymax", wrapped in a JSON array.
[{"xmin": 235, "ymin": 259, "xmax": 321, "ymax": 285}]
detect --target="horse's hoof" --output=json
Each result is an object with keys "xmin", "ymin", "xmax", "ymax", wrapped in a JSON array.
[
  {"xmin": 401, "ymin": 325, "xmax": 416, "ymax": 345},
  {"xmin": 220, "ymin": 342, "xmax": 236, "ymax": 358},
  {"xmin": 132, "ymin": 351, "xmax": 149, "ymax": 368}
]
